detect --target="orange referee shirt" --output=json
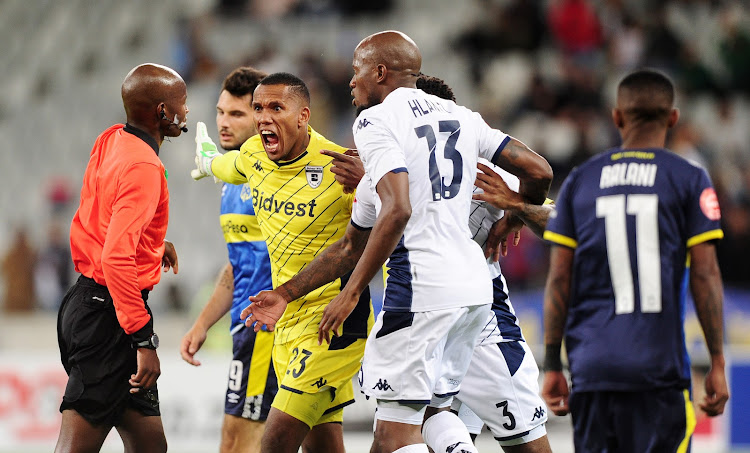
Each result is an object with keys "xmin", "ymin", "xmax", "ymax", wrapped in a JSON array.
[{"xmin": 70, "ymin": 123, "xmax": 168, "ymax": 335}]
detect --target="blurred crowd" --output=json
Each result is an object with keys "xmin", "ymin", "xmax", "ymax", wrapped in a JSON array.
[
  {"xmin": 170, "ymin": 0, "xmax": 750, "ymax": 292},
  {"xmin": 2, "ymin": 0, "xmax": 748, "ymax": 313}
]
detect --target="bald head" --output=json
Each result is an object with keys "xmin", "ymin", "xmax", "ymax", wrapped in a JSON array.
[
  {"xmin": 355, "ymin": 31, "xmax": 422, "ymax": 77},
  {"xmin": 350, "ymin": 31, "xmax": 422, "ymax": 113},
  {"xmin": 121, "ymin": 63, "xmax": 186, "ymax": 124}
]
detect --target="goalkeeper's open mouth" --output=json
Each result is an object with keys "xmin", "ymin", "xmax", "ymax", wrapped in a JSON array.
[{"xmin": 261, "ymin": 130, "xmax": 280, "ymax": 155}]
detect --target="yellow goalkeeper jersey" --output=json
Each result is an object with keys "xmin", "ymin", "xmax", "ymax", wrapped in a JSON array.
[{"xmin": 212, "ymin": 126, "xmax": 372, "ymax": 345}]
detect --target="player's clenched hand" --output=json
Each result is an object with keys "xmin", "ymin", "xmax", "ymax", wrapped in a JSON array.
[
  {"xmin": 191, "ymin": 121, "xmax": 220, "ymax": 181},
  {"xmin": 541, "ymin": 371, "xmax": 570, "ymax": 416},
  {"xmin": 321, "ymin": 149, "xmax": 364, "ymax": 194},
  {"xmin": 162, "ymin": 240, "xmax": 178, "ymax": 274},
  {"xmin": 129, "ymin": 348, "xmax": 161, "ymax": 393},
  {"xmin": 241, "ymin": 290, "xmax": 289, "ymax": 332},
  {"xmin": 485, "ymin": 215, "xmax": 523, "ymax": 261},
  {"xmin": 700, "ymin": 362, "xmax": 729, "ymax": 416},
  {"xmin": 474, "ymin": 163, "xmax": 524, "ymax": 212},
  {"xmin": 180, "ymin": 325, "xmax": 207, "ymax": 366},
  {"xmin": 318, "ymin": 289, "xmax": 359, "ymax": 345}
]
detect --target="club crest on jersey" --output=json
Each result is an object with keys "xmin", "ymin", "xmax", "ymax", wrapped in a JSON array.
[{"xmin": 306, "ymin": 165, "xmax": 324, "ymax": 189}]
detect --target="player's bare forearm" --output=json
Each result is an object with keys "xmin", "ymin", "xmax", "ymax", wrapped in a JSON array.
[
  {"xmin": 218, "ymin": 262, "xmax": 234, "ymax": 292},
  {"xmin": 493, "ymin": 138, "xmax": 552, "ymax": 205},
  {"xmin": 689, "ymin": 242, "xmax": 725, "ymax": 359},
  {"xmin": 195, "ymin": 263, "xmax": 234, "ymax": 330},
  {"xmin": 278, "ymin": 224, "xmax": 370, "ymax": 302},
  {"xmin": 344, "ymin": 171, "xmax": 411, "ymax": 293},
  {"xmin": 543, "ymin": 246, "xmax": 573, "ymax": 366},
  {"xmin": 513, "ymin": 203, "xmax": 554, "ymax": 239}
]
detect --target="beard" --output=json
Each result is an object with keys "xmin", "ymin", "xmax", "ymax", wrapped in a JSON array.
[{"xmin": 355, "ymin": 92, "xmax": 382, "ymax": 116}]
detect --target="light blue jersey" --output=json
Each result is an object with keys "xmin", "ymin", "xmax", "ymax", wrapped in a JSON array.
[{"xmin": 220, "ymin": 183, "xmax": 273, "ymax": 333}]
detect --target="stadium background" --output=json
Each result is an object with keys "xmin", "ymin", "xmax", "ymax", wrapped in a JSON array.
[{"xmin": 0, "ymin": 0, "xmax": 749, "ymax": 451}]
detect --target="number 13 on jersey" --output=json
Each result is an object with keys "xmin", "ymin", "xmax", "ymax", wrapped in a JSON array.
[{"xmin": 415, "ymin": 120, "xmax": 463, "ymax": 201}]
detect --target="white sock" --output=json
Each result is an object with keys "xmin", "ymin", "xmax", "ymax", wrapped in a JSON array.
[
  {"xmin": 422, "ymin": 411, "xmax": 479, "ymax": 453},
  {"xmin": 393, "ymin": 444, "xmax": 429, "ymax": 453}
]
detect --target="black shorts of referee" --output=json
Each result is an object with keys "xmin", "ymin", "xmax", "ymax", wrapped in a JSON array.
[{"xmin": 57, "ymin": 275, "xmax": 160, "ymax": 426}]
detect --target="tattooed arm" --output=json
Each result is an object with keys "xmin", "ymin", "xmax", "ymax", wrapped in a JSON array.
[
  {"xmin": 689, "ymin": 241, "xmax": 729, "ymax": 416},
  {"xmin": 474, "ymin": 157, "xmax": 555, "ymax": 243},
  {"xmin": 541, "ymin": 245, "xmax": 574, "ymax": 415},
  {"xmin": 475, "ymin": 137, "xmax": 553, "ymax": 251},
  {"xmin": 277, "ymin": 223, "xmax": 371, "ymax": 303},
  {"xmin": 180, "ymin": 263, "xmax": 235, "ymax": 365},
  {"xmin": 492, "ymin": 137, "xmax": 553, "ymax": 205},
  {"xmin": 240, "ymin": 222, "xmax": 372, "ymax": 331}
]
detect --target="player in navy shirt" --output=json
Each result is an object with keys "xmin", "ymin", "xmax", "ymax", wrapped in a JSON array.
[{"xmin": 542, "ymin": 69, "xmax": 729, "ymax": 453}]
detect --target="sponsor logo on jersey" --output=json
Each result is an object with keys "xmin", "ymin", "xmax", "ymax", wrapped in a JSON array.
[
  {"xmin": 222, "ymin": 219, "xmax": 251, "ymax": 235},
  {"xmin": 311, "ymin": 377, "xmax": 328, "ymax": 389},
  {"xmin": 253, "ymin": 159, "xmax": 264, "ymax": 172},
  {"xmin": 306, "ymin": 165, "xmax": 323, "ymax": 189},
  {"xmin": 227, "ymin": 392, "xmax": 240, "ymax": 404},
  {"xmin": 252, "ymin": 188, "xmax": 318, "ymax": 217},
  {"xmin": 700, "ymin": 187, "xmax": 721, "ymax": 220}
]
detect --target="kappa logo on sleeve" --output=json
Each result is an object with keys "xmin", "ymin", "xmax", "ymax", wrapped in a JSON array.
[{"xmin": 356, "ymin": 118, "xmax": 372, "ymax": 131}]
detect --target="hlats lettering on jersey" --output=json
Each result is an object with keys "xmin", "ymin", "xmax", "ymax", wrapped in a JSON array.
[
  {"xmin": 599, "ymin": 163, "xmax": 657, "ymax": 189},
  {"xmin": 407, "ymin": 97, "xmax": 447, "ymax": 118},
  {"xmin": 252, "ymin": 187, "xmax": 317, "ymax": 217}
]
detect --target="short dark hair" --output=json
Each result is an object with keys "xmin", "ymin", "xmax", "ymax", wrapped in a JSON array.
[
  {"xmin": 257, "ymin": 72, "xmax": 310, "ymax": 105},
  {"xmin": 618, "ymin": 69, "xmax": 675, "ymax": 124},
  {"xmin": 416, "ymin": 74, "xmax": 456, "ymax": 102},
  {"xmin": 221, "ymin": 66, "xmax": 268, "ymax": 98}
]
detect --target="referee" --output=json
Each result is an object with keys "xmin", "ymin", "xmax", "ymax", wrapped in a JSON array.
[{"xmin": 55, "ymin": 63, "xmax": 188, "ymax": 453}]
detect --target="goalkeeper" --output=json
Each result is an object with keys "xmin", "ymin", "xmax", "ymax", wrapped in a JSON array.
[{"xmin": 191, "ymin": 72, "xmax": 371, "ymax": 453}]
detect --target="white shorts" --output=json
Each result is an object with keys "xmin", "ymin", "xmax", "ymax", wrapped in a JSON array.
[
  {"xmin": 452, "ymin": 319, "xmax": 547, "ymax": 442},
  {"xmin": 360, "ymin": 304, "xmax": 490, "ymax": 404}
]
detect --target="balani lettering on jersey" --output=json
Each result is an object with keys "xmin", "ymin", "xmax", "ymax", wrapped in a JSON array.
[{"xmin": 599, "ymin": 162, "xmax": 657, "ymax": 188}]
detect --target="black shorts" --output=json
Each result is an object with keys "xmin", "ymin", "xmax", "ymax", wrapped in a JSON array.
[
  {"xmin": 225, "ymin": 326, "xmax": 277, "ymax": 421},
  {"xmin": 57, "ymin": 276, "xmax": 160, "ymax": 426},
  {"xmin": 570, "ymin": 388, "xmax": 695, "ymax": 453}
]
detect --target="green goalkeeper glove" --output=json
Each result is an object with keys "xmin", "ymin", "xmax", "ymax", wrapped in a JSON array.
[{"xmin": 190, "ymin": 122, "xmax": 220, "ymax": 181}]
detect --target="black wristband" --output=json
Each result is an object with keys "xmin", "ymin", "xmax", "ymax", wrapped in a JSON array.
[
  {"xmin": 130, "ymin": 317, "xmax": 154, "ymax": 344},
  {"xmin": 543, "ymin": 343, "xmax": 563, "ymax": 372}
]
